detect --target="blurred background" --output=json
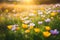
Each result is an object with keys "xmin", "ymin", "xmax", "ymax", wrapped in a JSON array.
[
  {"xmin": 0, "ymin": 0, "xmax": 60, "ymax": 4},
  {"xmin": 0, "ymin": 0, "xmax": 60, "ymax": 40}
]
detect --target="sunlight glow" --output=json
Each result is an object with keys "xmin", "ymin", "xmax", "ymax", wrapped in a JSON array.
[{"xmin": 22, "ymin": 0, "xmax": 34, "ymax": 5}]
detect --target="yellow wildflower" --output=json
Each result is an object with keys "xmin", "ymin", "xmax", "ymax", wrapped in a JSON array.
[
  {"xmin": 43, "ymin": 31, "xmax": 51, "ymax": 37},
  {"xmin": 41, "ymin": 17, "xmax": 45, "ymax": 20},
  {"xmin": 25, "ymin": 29, "xmax": 30, "ymax": 33},
  {"xmin": 22, "ymin": 24, "xmax": 28, "ymax": 29},
  {"xmin": 50, "ymin": 12, "xmax": 57, "ymax": 16},
  {"xmin": 34, "ymin": 28, "xmax": 40, "ymax": 33},
  {"xmin": 45, "ymin": 26, "xmax": 51, "ymax": 31},
  {"xmin": 5, "ymin": 9, "xmax": 8, "ymax": 12},
  {"xmin": 33, "ymin": 11, "xmax": 37, "ymax": 14},
  {"xmin": 29, "ymin": 26, "xmax": 34, "ymax": 29},
  {"xmin": 7, "ymin": 25, "xmax": 12, "ymax": 30}
]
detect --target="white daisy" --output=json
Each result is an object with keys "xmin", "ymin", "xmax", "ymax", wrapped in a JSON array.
[
  {"xmin": 29, "ymin": 23, "xmax": 35, "ymax": 26},
  {"xmin": 45, "ymin": 18, "xmax": 51, "ymax": 22},
  {"xmin": 38, "ymin": 21, "xmax": 43, "ymax": 24},
  {"xmin": 24, "ymin": 20, "xmax": 31, "ymax": 24}
]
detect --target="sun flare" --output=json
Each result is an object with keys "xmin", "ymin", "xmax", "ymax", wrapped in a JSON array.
[{"xmin": 21, "ymin": 0, "xmax": 34, "ymax": 5}]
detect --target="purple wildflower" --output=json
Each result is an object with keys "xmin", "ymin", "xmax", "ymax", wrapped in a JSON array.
[
  {"xmin": 45, "ymin": 18, "xmax": 51, "ymax": 22},
  {"xmin": 57, "ymin": 10, "xmax": 60, "ymax": 12},
  {"xmin": 50, "ymin": 29, "xmax": 59, "ymax": 35}
]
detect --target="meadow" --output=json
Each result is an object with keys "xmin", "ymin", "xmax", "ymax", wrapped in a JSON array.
[{"xmin": 0, "ymin": 4, "xmax": 60, "ymax": 40}]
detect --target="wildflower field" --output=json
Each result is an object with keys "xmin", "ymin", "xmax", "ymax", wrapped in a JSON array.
[{"xmin": 0, "ymin": 4, "xmax": 60, "ymax": 40}]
